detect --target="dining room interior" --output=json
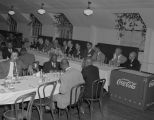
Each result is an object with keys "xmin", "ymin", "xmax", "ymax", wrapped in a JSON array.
[{"xmin": 0, "ymin": 0, "xmax": 154, "ymax": 120}]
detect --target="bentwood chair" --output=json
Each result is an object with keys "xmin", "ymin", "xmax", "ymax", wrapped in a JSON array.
[
  {"xmin": 83, "ymin": 79, "xmax": 106, "ymax": 120},
  {"xmin": 33, "ymin": 81, "xmax": 57, "ymax": 120},
  {"xmin": 58, "ymin": 83, "xmax": 85, "ymax": 120},
  {"xmin": 3, "ymin": 91, "xmax": 36, "ymax": 120}
]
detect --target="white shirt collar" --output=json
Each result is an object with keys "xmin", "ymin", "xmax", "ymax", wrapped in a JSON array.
[{"xmin": 65, "ymin": 66, "xmax": 71, "ymax": 72}]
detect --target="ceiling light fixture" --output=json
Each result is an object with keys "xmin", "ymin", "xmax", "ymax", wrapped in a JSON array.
[
  {"xmin": 8, "ymin": 5, "xmax": 15, "ymax": 15},
  {"xmin": 84, "ymin": 1, "xmax": 93, "ymax": 16},
  {"xmin": 38, "ymin": 3, "xmax": 46, "ymax": 15}
]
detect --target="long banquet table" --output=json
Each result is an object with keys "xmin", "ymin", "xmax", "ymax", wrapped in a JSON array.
[
  {"xmin": 0, "ymin": 74, "xmax": 60, "ymax": 105},
  {"xmin": 29, "ymin": 50, "xmax": 120, "ymax": 92}
]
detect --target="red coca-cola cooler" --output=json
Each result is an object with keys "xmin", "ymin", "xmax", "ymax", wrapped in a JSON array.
[{"xmin": 110, "ymin": 69, "xmax": 154, "ymax": 110}]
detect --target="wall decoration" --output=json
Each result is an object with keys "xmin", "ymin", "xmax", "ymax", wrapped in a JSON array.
[{"xmin": 114, "ymin": 13, "xmax": 146, "ymax": 51}]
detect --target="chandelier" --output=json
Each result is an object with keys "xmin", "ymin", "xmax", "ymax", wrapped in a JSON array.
[
  {"xmin": 8, "ymin": 5, "xmax": 15, "ymax": 15},
  {"xmin": 84, "ymin": 1, "xmax": 93, "ymax": 16},
  {"xmin": 38, "ymin": 3, "xmax": 46, "ymax": 15}
]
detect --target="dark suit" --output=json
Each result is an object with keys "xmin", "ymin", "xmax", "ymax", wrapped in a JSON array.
[
  {"xmin": 73, "ymin": 49, "xmax": 82, "ymax": 58},
  {"xmin": 19, "ymin": 53, "xmax": 35, "ymax": 69},
  {"xmin": 66, "ymin": 47, "xmax": 74, "ymax": 56},
  {"xmin": 81, "ymin": 65, "xmax": 100, "ymax": 98},
  {"xmin": 84, "ymin": 49, "xmax": 95, "ymax": 58},
  {"xmin": 43, "ymin": 61, "xmax": 61, "ymax": 73},
  {"xmin": 1, "ymin": 47, "xmax": 16, "ymax": 59},
  {"xmin": 125, "ymin": 59, "xmax": 141, "ymax": 71},
  {"xmin": 0, "ymin": 59, "xmax": 26, "ymax": 79}
]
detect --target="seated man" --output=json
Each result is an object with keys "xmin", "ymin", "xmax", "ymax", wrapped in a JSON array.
[
  {"xmin": 109, "ymin": 48, "xmax": 127, "ymax": 67},
  {"xmin": 54, "ymin": 58, "xmax": 85, "ymax": 109},
  {"xmin": 43, "ymin": 54, "xmax": 61, "ymax": 73},
  {"xmin": 92, "ymin": 45, "xmax": 105, "ymax": 63},
  {"xmin": 0, "ymin": 50, "xmax": 26, "ymax": 79},
  {"xmin": 84, "ymin": 42, "xmax": 95, "ymax": 58},
  {"xmin": 81, "ymin": 57, "xmax": 100, "ymax": 98},
  {"xmin": 125, "ymin": 51, "xmax": 141, "ymax": 71},
  {"xmin": 73, "ymin": 43, "xmax": 82, "ymax": 59},
  {"xmin": 19, "ymin": 48, "xmax": 35, "ymax": 69}
]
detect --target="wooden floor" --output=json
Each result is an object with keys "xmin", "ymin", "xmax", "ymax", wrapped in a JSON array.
[{"xmin": 1, "ymin": 95, "xmax": 154, "ymax": 120}]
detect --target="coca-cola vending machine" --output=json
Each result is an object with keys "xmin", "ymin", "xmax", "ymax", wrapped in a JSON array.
[{"xmin": 110, "ymin": 69, "xmax": 154, "ymax": 110}]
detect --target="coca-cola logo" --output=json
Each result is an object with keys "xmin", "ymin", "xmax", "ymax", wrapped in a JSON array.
[
  {"xmin": 117, "ymin": 79, "xmax": 136, "ymax": 89},
  {"xmin": 149, "ymin": 80, "xmax": 154, "ymax": 87}
]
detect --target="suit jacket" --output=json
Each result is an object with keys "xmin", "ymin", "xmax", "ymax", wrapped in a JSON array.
[
  {"xmin": 66, "ymin": 47, "xmax": 74, "ymax": 56},
  {"xmin": 81, "ymin": 65, "xmax": 100, "ymax": 98},
  {"xmin": 125, "ymin": 59, "xmax": 141, "ymax": 71},
  {"xmin": 84, "ymin": 49, "xmax": 95, "ymax": 58},
  {"xmin": 19, "ymin": 53, "xmax": 35, "ymax": 69},
  {"xmin": 0, "ymin": 59, "xmax": 26, "ymax": 79},
  {"xmin": 1, "ymin": 47, "xmax": 16, "ymax": 59},
  {"xmin": 43, "ymin": 61, "xmax": 61, "ymax": 73},
  {"xmin": 92, "ymin": 51, "xmax": 105, "ymax": 63},
  {"xmin": 54, "ymin": 68, "xmax": 85, "ymax": 109},
  {"xmin": 73, "ymin": 49, "xmax": 82, "ymax": 58},
  {"xmin": 110, "ymin": 54, "xmax": 127, "ymax": 66}
]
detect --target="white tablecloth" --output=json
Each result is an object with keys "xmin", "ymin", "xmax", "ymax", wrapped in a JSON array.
[
  {"xmin": 29, "ymin": 50, "xmax": 120, "ymax": 91},
  {"xmin": 0, "ymin": 74, "xmax": 60, "ymax": 105}
]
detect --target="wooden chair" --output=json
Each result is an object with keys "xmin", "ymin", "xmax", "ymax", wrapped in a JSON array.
[
  {"xmin": 83, "ymin": 79, "xmax": 106, "ymax": 120},
  {"xmin": 3, "ymin": 91, "xmax": 36, "ymax": 120},
  {"xmin": 58, "ymin": 83, "xmax": 85, "ymax": 120},
  {"xmin": 33, "ymin": 81, "xmax": 57, "ymax": 120}
]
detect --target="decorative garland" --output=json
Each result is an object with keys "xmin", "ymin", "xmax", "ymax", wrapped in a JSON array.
[{"xmin": 115, "ymin": 13, "xmax": 146, "ymax": 40}]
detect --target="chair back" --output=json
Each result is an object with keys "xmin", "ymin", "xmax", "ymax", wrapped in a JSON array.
[
  {"xmin": 37, "ymin": 81, "xmax": 57, "ymax": 104},
  {"xmin": 70, "ymin": 83, "xmax": 85, "ymax": 106},
  {"xmin": 14, "ymin": 91, "xmax": 36, "ymax": 120},
  {"xmin": 91, "ymin": 79, "xmax": 106, "ymax": 100}
]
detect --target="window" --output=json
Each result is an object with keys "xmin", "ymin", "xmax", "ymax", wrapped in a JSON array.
[
  {"xmin": 8, "ymin": 14, "xmax": 17, "ymax": 32},
  {"xmin": 30, "ymin": 14, "xmax": 42, "ymax": 37}
]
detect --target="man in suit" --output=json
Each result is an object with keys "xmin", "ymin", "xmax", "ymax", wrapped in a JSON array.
[
  {"xmin": 0, "ymin": 50, "xmax": 26, "ymax": 79},
  {"xmin": 66, "ymin": 40, "xmax": 74, "ymax": 57},
  {"xmin": 84, "ymin": 42, "xmax": 95, "ymax": 58},
  {"xmin": 1, "ymin": 42, "xmax": 16, "ymax": 59},
  {"xmin": 125, "ymin": 51, "xmax": 141, "ymax": 71},
  {"xmin": 92, "ymin": 45, "xmax": 106, "ymax": 63},
  {"xmin": 19, "ymin": 48, "xmax": 35, "ymax": 69},
  {"xmin": 43, "ymin": 54, "xmax": 61, "ymax": 73},
  {"xmin": 81, "ymin": 57, "xmax": 100, "ymax": 98},
  {"xmin": 73, "ymin": 43, "xmax": 82, "ymax": 59},
  {"xmin": 53, "ymin": 58, "xmax": 85, "ymax": 109},
  {"xmin": 109, "ymin": 48, "xmax": 127, "ymax": 67}
]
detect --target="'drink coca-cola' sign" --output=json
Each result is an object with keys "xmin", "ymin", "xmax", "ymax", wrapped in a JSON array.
[{"xmin": 117, "ymin": 79, "xmax": 136, "ymax": 89}]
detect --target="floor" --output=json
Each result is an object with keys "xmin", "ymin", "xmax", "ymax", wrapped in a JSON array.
[{"xmin": 1, "ymin": 95, "xmax": 154, "ymax": 120}]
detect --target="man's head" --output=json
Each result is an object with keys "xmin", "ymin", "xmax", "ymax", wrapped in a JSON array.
[
  {"xmin": 8, "ymin": 42, "xmax": 13, "ymax": 49},
  {"xmin": 45, "ymin": 39, "xmax": 49, "ymax": 45},
  {"xmin": 87, "ymin": 42, "xmax": 92, "ymax": 50},
  {"xmin": 60, "ymin": 58, "xmax": 69, "ymax": 71},
  {"xmin": 20, "ymin": 48, "xmax": 27, "ymax": 55},
  {"xmin": 75, "ymin": 43, "xmax": 80, "ymax": 50},
  {"xmin": 83, "ymin": 57, "xmax": 93, "ymax": 67},
  {"xmin": 129, "ymin": 52, "xmax": 137, "ymax": 61},
  {"xmin": 115, "ymin": 48, "xmax": 122, "ymax": 55},
  {"xmin": 50, "ymin": 54, "xmax": 58, "ymax": 63},
  {"xmin": 10, "ymin": 50, "xmax": 19, "ymax": 62}
]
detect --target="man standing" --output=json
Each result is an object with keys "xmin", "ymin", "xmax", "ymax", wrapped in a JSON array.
[
  {"xmin": 43, "ymin": 54, "xmax": 61, "ymax": 73},
  {"xmin": 81, "ymin": 58, "xmax": 100, "ymax": 98},
  {"xmin": 54, "ymin": 58, "xmax": 85, "ymax": 109},
  {"xmin": 0, "ymin": 50, "xmax": 26, "ymax": 79},
  {"xmin": 125, "ymin": 51, "xmax": 141, "ymax": 71}
]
